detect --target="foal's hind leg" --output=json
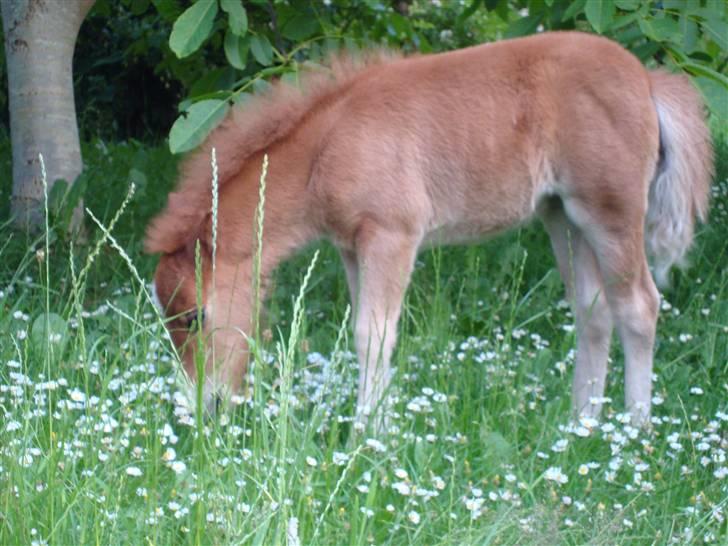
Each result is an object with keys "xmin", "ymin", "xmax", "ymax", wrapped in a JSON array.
[
  {"xmin": 598, "ymin": 246, "xmax": 658, "ymax": 425},
  {"xmin": 562, "ymin": 196, "xmax": 659, "ymax": 426},
  {"xmin": 340, "ymin": 249, "xmax": 359, "ymax": 309},
  {"xmin": 542, "ymin": 202, "xmax": 613, "ymax": 419},
  {"xmin": 349, "ymin": 224, "xmax": 419, "ymax": 423}
]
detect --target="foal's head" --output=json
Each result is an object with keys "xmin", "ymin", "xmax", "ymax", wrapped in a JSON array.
[
  {"xmin": 146, "ymin": 193, "xmax": 255, "ymax": 408},
  {"xmin": 149, "ymin": 241, "xmax": 211, "ymax": 382}
]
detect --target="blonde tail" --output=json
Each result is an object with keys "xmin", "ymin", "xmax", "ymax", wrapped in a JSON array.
[{"xmin": 646, "ymin": 70, "xmax": 714, "ymax": 287}]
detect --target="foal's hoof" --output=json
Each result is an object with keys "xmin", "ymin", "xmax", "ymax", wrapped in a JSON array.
[
  {"xmin": 354, "ymin": 406, "xmax": 391, "ymax": 436},
  {"xmin": 198, "ymin": 378, "xmax": 237, "ymax": 418},
  {"xmin": 200, "ymin": 393, "xmax": 222, "ymax": 417},
  {"xmin": 626, "ymin": 401, "xmax": 652, "ymax": 428}
]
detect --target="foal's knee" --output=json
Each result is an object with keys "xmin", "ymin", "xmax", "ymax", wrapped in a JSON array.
[
  {"xmin": 630, "ymin": 273, "xmax": 659, "ymax": 321},
  {"xmin": 611, "ymin": 270, "xmax": 660, "ymax": 343},
  {"xmin": 576, "ymin": 291, "xmax": 612, "ymax": 344}
]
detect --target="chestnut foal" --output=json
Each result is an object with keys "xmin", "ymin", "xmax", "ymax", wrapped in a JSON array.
[{"xmin": 146, "ymin": 32, "xmax": 713, "ymax": 426}]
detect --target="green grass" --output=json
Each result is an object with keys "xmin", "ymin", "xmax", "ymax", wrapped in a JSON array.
[{"xmin": 0, "ymin": 138, "xmax": 726, "ymax": 545}]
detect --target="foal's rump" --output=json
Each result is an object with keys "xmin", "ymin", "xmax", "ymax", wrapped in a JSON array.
[{"xmin": 435, "ymin": 33, "xmax": 711, "ymax": 277}]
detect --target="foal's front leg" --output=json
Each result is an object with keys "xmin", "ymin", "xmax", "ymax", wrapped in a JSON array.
[{"xmin": 349, "ymin": 226, "xmax": 419, "ymax": 424}]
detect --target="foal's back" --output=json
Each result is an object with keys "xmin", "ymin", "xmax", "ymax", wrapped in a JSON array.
[{"xmin": 313, "ymin": 31, "xmax": 657, "ymax": 246}]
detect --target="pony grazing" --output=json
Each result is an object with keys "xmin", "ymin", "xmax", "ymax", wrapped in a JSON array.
[{"xmin": 146, "ymin": 31, "xmax": 713, "ymax": 425}]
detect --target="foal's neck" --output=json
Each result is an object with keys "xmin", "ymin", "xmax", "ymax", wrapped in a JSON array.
[{"xmin": 217, "ymin": 110, "xmax": 329, "ymax": 281}]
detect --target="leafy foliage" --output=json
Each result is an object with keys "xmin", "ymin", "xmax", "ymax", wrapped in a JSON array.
[
  {"xmin": 168, "ymin": 98, "xmax": 230, "ymax": 153},
  {"xmin": 152, "ymin": 0, "xmax": 726, "ymax": 153},
  {"xmin": 500, "ymin": 0, "xmax": 728, "ymax": 121},
  {"xmin": 169, "ymin": 0, "xmax": 219, "ymax": 58},
  {"xmin": 70, "ymin": 1, "xmax": 727, "ymax": 148}
]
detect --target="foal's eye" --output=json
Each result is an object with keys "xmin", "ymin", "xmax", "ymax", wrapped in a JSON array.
[{"xmin": 183, "ymin": 309, "xmax": 205, "ymax": 331}]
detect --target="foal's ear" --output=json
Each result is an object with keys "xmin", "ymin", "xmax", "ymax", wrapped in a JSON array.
[
  {"xmin": 144, "ymin": 192, "xmax": 204, "ymax": 254},
  {"xmin": 144, "ymin": 217, "xmax": 185, "ymax": 254}
]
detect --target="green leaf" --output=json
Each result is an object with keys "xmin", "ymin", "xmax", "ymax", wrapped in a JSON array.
[
  {"xmin": 250, "ymin": 34, "xmax": 274, "ymax": 66},
  {"xmin": 707, "ymin": 0, "xmax": 725, "ymax": 15},
  {"xmin": 280, "ymin": 71, "xmax": 300, "ymax": 86},
  {"xmin": 233, "ymin": 92, "xmax": 253, "ymax": 105},
  {"xmin": 152, "ymin": 0, "xmax": 183, "ymax": 22},
  {"xmin": 128, "ymin": 168, "xmax": 147, "ymax": 190},
  {"xmin": 31, "ymin": 313, "xmax": 69, "ymax": 352},
  {"xmin": 251, "ymin": 79, "xmax": 272, "ymax": 94},
  {"xmin": 60, "ymin": 173, "xmax": 88, "ymax": 228},
  {"xmin": 613, "ymin": 20, "xmax": 642, "ymax": 42},
  {"xmin": 413, "ymin": 437, "xmax": 429, "ymax": 467},
  {"xmin": 188, "ymin": 67, "xmax": 237, "ymax": 97},
  {"xmin": 130, "ymin": 0, "xmax": 150, "ymax": 15},
  {"xmin": 663, "ymin": 0, "xmax": 693, "ymax": 8},
  {"xmin": 251, "ymin": 517, "xmax": 272, "ymax": 546},
  {"xmin": 280, "ymin": 12, "xmax": 321, "ymax": 41},
  {"xmin": 386, "ymin": 13, "xmax": 412, "ymax": 38},
  {"xmin": 495, "ymin": 0, "xmax": 510, "ymax": 20},
  {"xmin": 169, "ymin": 99, "xmax": 230, "ymax": 154},
  {"xmin": 169, "ymin": 0, "xmax": 218, "ymax": 59},
  {"xmin": 92, "ymin": 0, "xmax": 112, "ymax": 17},
  {"xmin": 224, "ymin": 30, "xmax": 249, "ymax": 70},
  {"xmin": 585, "ymin": 0, "xmax": 615, "ymax": 34},
  {"xmin": 610, "ymin": 12, "xmax": 640, "ymax": 31},
  {"xmin": 693, "ymin": 76, "xmax": 727, "ymax": 121},
  {"xmin": 678, "ymin": 60, "xmax": 728, "ymax": 89},
  {"xmin": 687, "ymin": 1, "xmax": 724, "ymax": 19},
  {"xmin": 505, "ymin": 14, "xmax": 542, "ymax": 38},
  {"xmin": 65, "ymin": 173, "xmax": 87, "ymax": 207},
  {"xmin": 614, "ymin": 0, "xmax": 639, "ymax": 10},
  {"xmin": 638, "ymin": 16, "xmax": 679, "ymax": 42},
  {"xmin": 479, "ymin": 431, "xmax": 514, "ymax": 465},
  {"xmin": 220, "ymin": 0, "xmax": 247, "ymax": 36},
  {"xmin": 690, "ymin": 52, "xmax": 714, "ymax": 64},
  {"xmin": 561, "ymin": 0, "xmax": 586, "ymax": 22},
  {"xmin": 700, "ymin": 19, "xmax": 728, "ymax": 51},
  {"xmin": 47, "ymin": 174, "xmax": 86, "ymax": 231},
  {"xmin": 680, "ymin": 15, "xmax": 699, "ymax": 53},
  {"xmin": 460, "ymin": 0, "xmax": 484, "ymax": 18},
  {"xmin": 632, "ymin": 40, "xmax": 660, "ymax": 60},
  {"xmin": 48, "ymin": 179, "xmax": 69, "ymax": 216}
]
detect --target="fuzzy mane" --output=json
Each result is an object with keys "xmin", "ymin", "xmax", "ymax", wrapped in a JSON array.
[{"xmin": 145, "ymin": 50, "xmax": 399, "ymax": 254}]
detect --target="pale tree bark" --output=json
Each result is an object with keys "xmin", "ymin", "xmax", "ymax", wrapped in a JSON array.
[{"xmin": 1, "ymin": 0, "xmax": 95, "ymax": 231}]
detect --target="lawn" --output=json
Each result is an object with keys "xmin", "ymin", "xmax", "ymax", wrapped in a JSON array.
[{"xmin": 0, "ymin": 136, "xmax": 726, "ymax": 545}]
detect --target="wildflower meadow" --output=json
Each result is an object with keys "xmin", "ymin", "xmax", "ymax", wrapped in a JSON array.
[{"xmin": 0, "ymin": 137, "xmax": 726, "ymax": 545}]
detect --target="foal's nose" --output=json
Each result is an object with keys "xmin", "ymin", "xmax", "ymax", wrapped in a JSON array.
[
  {"xmin": 201, "ymin": 382, "xmax": 218, "ymax": 416},
  {"xmin": 149, "ymin": 281, "xmax": 163, "ymax": 312}
]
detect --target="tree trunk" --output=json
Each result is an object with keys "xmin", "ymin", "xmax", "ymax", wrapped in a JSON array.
[{"xmin": 1, "ymin": 0, "xmax": 95, "ymax": 232}]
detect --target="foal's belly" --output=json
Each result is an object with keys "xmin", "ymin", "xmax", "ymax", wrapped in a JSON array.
[
  {"xmin": 422, "ymin": 210, "xmax": 536, "ymax": 248},
  {"xmin": 422, "ymin": 188, "xmax": 539, "ymax": 248}
]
